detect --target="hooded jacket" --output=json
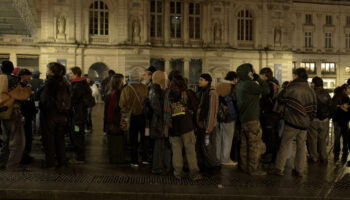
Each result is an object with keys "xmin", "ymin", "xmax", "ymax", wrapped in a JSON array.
[
  {"xmin": 236, "ymin": 64, "xmax": 270, "ymax": 124},
  {"xmin": 280, "ymin": 79, "xmax": 317, "ymax": 130}
]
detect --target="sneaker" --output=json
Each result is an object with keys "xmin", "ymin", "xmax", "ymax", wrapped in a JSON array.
[
  {"xmin": 69, "ymin": 159, "xmax": 85, "ymax": 164},
  {"xmin": 221, "ymin": 161, "xmax": 238, "ymax": 166},
  {"xmin": 268, "ymin": 168, "xmax": 284, "ymax": 176},
  {"xmin": 249, "ymin": 170, "xmax": 267, "ymax": 176},
  {"xmin": 130, "ymin": 163, "xmax": 139, "ymax": 168},
  {"xmin": 190, "ymin": 173, "xmax": 203, "ymax": 181},
  {"xmin": 292, "ymin": 169, "xmax": 303, "ymax": 177}
]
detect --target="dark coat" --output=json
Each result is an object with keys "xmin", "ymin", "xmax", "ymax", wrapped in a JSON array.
[
  {"xmin": 71, "ymin": 78, "xmax": 90, "ymax": 125},
  {"xmin": 40, "ymin": 75, "xmax": 70, "ymax": 124},
  {"xmin": 149, "ymin": 84, "xmax": 165, "ymax": 139},
  {"xmin": 332, "ymin": 94, "xmax": 350, "ymax": 126}
]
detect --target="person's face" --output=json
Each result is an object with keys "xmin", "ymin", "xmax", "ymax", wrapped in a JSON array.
[
  {"xmin": 198, "ymin": 77, "xmax": 209, "ymax": 88},
  {"xmin": 21, "ymin": 75, "xmax": 31, "ymax": 83},
  {"xmin": 260, "ymin": 74, "xmax": 268, "ymax": 81},
  {"xmin": 47, "ymin": 69, "xmax": 53, "ymax": 76},
  {"xmin": 86, "ymin": 78, "xmax": 91, "ymax": 84},
  {"xmin": 142, "ymin": 71, "xmax": 152, "ymax": 81},
  {"xmin": 68, "ymin": 72, "xmax": 77, "ymax": 80}
]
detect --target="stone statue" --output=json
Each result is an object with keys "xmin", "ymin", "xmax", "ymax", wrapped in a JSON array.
[
  {"xmin": 274, "ymin": 26, "xmax": 282, "ymax": 45},
  {"xmin": 132, "ymin": 20, "xmax": 140, "ymax": 43},
  {"xmin": 57, "ymin": 16, "xmax": 66, "ymax": 39},
  {"xmin": 214, "ymin": 23, "xmax": 221, "ymax": 44}
]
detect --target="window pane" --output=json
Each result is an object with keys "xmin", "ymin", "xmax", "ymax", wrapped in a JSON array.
[
  {"xmin": 170, "ymin": 17, "xmax": 175, "ymax": 38},
  {"xmin": 176, "ymin": 17, "xmax": 181, "ymax": 38},
  {"xmin": 189, "ymin": 3, "xmax": 194, "ymax": 14},
  {"xmin": 151, "ymin": 15, "xmax": 155, "ymax": 37},
  {"xmin": 157, "ymin": 15, "xmax": 162, "ymax": 37},
  {"xmin": 195, "ymin": 17, "xmax": 200, "ymax": 39},
  {"xmin": 189, "ymin": 17, "xmax": 194, "ymax": 38},
  {"xmin": 151, "ymin": 1, "xmax": 155, "ymax": 12},
  {"xmin": 157, "ymin": 1, "xmax": 162, "ymax": 13},
  {"xmin": 176, "ymin": 2, "xmax": 181, "ymax": 14},
  {"xmin": 170, "ymin": 2, "xmax": 175, "ymax": 13},
  {"xmin": 196, "ymin": 3, "xmax": 200, "ymax": 15}
]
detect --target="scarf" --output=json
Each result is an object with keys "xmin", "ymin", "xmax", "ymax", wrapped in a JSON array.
[
  {"xmin": 198, "ymin": 85, "xmax": 211, "ymax": 122},
  {"xmin": 107, "ymin": 90, "xmax": 117, "ymax": 121}
]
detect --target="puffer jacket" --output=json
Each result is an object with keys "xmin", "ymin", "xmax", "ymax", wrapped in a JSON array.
[
  {"xmin": 149, "ymin": 83, "xmax": 165, "ymax": 139},
  {"xmin": 280, "ymin": 79, "xmax": 317, "ymax": 130},
  {"xmin": 71, "ymin": 77, "xmax": 91, "ymax": 124}
]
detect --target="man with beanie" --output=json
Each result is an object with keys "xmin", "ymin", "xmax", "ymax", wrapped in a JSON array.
[
  {"xmin": 196, "ymin": 73, "xmax": 220, "ymax": 170},
  {"xmin": 216, "ymin": 71, "xmax": 238, "ymax": 166},
  {"xmin": 0, "ymin": 61, "xmax": 32, "ymax": 171},
  {"xmin": 270, "ymin": 68, "xmax": 317, "ymax": 177},
  {"xmin": 236, "ymin": 63, "xmax": 269, "ymax": 176},
  {"xmin": 119, "ymin": 69, "xmax": 148, "ymax": 167}
]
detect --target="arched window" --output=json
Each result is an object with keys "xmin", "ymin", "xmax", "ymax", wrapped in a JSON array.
[
  {"xmin": 89, "ymin": 0, "xmax": 109, "ymax": 35},
  {"xmin": 237, "ymin": 9, "xmax": 253, "ymax": 41}
]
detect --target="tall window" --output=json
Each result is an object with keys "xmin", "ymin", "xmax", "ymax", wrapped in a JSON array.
[
  {"xmin": 237, "ymin": 9, "xmax": 253, "ymax": 41},
  {"xmin": 170, "ymin": 1, "xmax": 182, "ymax": 39},
  {"xmin": 300, "ymin": 62, "xmax": 316, "ymax": 74},
  {"xmin": 189, "ymin": 3, "xmax": 200, "ymax": 39},
  {"xmin": 321, "ymin": 63, "xmax": 336, "ymax": 73},
  {"xmin": 305, "ymin": 14, "xmax": 312, "ymax": 25},
  {"xmin": 347, "ymin": 16, "xmax": 350, "ymax": 26},
  {"xmin": 346, "ymin": 33, "xmax": 350, "ymax": 49},
  {"xmin": 89, "ymin": 0, "xmax": 109, "ymax": 35},
  {"xmin": 150, "ymin": 0, "xmax": 163, "ymax": 38},
  {"xmin": 326, "ymin": 15, "xmax": 332, "ymax": 25},
  {"xmin": 325, "ymin": 33, "xmax": 332, "ymax": 48},
  {"xmin": 305, "ymin": 32, "xmax": 312, "ymax": 47}
]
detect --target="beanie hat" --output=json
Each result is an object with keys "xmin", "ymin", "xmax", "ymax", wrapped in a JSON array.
[
  {"xmin": 147, "ymin": 66, "xmax": 157, "ymax": 74},
  {"xmin": 18, "ymin": 69, "xmax": 32, "ymax": 76},
  {"xmin": 152, "ymin": 71, "xmax": 167, "ymax": 89},
  {"xmin": 128, "ymin": 69, "xmax": 141, "ymax": 81},
  {"xmin": 200, "ymin": 73, "xmax": 212, "ymax": 83},
  {"xmin": 1, "ymin": 61, "xmax": 14, "ymax": 74}
]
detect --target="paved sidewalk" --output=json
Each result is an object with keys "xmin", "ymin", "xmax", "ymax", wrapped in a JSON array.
[{"xmin": 0, "ymin": 103, "xmax": 349, "ymax": 200}]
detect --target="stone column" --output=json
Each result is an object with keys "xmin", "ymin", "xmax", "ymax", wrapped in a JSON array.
[
  {"xmin": 164, "ymin": 0, "xmax": 170, "ymax": 44},
  {"xmin": 184, "ymin": 2, "xmax": 189, "ymax": 45},
  {"xmin": 184, "ymin": 58, "xmax": 190, "ymax": 79},
  {"xmin": 165, "ymin": 57, "xmax": 171, "ymax": 74}
]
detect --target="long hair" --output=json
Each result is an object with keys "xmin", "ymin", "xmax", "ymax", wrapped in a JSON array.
[
  {"xmin": 47, "ymin": 62, "xmax": 66, "ymax": 77},
  {"xmin": 110, "ymin": 74, "xmax": 124, "ymax": 91}
]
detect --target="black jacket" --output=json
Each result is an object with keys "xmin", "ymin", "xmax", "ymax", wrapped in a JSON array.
[
  {"xmin": 40, "ymin": 75, "xmax": 70, "ymax": 124},
  {"xmin": 314, "ymin": 87, "xmax": 334, "ymax": 120},
  {"xmin": 71, "ymin": 78, "xmax": 90, "ymax": 124},
  {"xmin": 332, "ymin": 94, "xmax": 350, "ymax": 126}
]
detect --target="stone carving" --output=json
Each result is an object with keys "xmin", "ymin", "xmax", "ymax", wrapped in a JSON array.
[
  {"xmin": 274, "ymin": 26, "xmax": 282, "ymax": 46},
  {"xmin": 132, "ymin": 19, "xmax": 141, "ymax": 43},
  {"xmin": 57, "ymin": 16, "xmax": 66, "ymax": 39},
  {"xmin": 213, "ymin": 23, "xmax": 222, "ymax": 44}
]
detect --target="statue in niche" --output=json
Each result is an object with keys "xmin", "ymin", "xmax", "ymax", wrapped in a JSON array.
[
  {"xmin": 132, "ymin": 19, "xmax": 140, "ymax": 43},
  {"xmin": 213, "ymin": 23, "xmax": 222, "ymax": 44},
  {"xmin": 274, "ymin": 26, "xmax": 282, "ymax": 46},
  {"xmin": 57, "ymin": 16, "xmax": 66, "ymax": 39}
]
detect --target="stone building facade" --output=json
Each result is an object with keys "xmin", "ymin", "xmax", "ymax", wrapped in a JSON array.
[{"xmin": 0, "ymin": 0, "xmax": 350, "ymax": 87}]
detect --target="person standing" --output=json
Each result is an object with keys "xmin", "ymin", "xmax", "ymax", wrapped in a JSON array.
[
  {"xmin": 308, "ymin": 76, "xmax": 334, "ymax": 164},
  {"xmin": 216, "ymin": 71, "xmax": 238, "ymax": 166},
  {"xmin": 18, "ymin": 69, "xmax": 36, "ymax": 165},
  {"xmin": 236, "ymin": 63, "xmax": 270, "ymax": 175},
  {"xmin": 0, "ymin": 61, "xmax": 32, "ymax": 171},
  {"xmin": 149, "ymin": 71, "xmax": 171, "ymax": 175},
  {"xmin": 40, "ymin": 62, "xmax": 70, "ymax": 169},
  {"xmin": 165, "ymin": 74, "xmax": 201, "ymax": 180},
  {"xmin": 196, "ymin": 73, "xmax": 220, "ymax": 170},
  {"xmin": 119, "ymin": 69, "xmax": 148, "ymax": 167},
  {"xmin": 270, "ymin": 68, "xmax": 317, "ymax": 177},
  {"xmin": 30, "ymin": 70, "xmax": 43, "ymax": 135},
  {"xmin": 69, "ymin": 67, "xmax": 95, "ymax": 164}
]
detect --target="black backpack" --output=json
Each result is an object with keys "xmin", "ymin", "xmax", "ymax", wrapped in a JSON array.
[{"xmin": 55, "ymin": 80, "xmax": 71, "ymax": 113}]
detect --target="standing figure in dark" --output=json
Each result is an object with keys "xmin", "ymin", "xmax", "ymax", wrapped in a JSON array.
[
  {"xmin": 40, "ymin": 62, "xmax": 70, "ymax": 169},
  {"xmin": 101, "ymin": 70, "xmax": 116, "ymax": 134},
  {"xmin": 30, "ymin": 70, "xmax": 43, "ymax": 135},
  {"xmin": 18, "ymin": 69, "xmax": 36, "ymax": 165},
  {"xmin": 332, "ymin": 84, "xmax": 350, "ymax": 163},
  {"xmin": 196, "ymin": 73, "xmax": 220, "ymax": 171},
  {"xmin": 259, "ymin": 67, "xmax": 280, "ymax": 164},
  {"xmin": 69, "ymin": 67, "xmax": 95, "ymax": 164},
  {"xmin": 0, "ymin": 61, "xmax": 32, "ymax": 171}
]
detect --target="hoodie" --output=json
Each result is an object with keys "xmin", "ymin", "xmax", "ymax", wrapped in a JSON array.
[{"xmin": 236, "ymin": 64, "xmax": 270, "ymax": 124}]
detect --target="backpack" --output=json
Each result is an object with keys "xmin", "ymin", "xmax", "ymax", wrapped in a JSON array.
[
  {"xmin": 316, "ymin": 90, "xmax": 331, "ymax": 120},
  {"xmin": 217, "ymin": 85, "xmax": 237, "ymax": 122},
  {"xmin": 55, "ymin": 79, "xmax": 71, "ymax": 113},
  {"xmin": 83, "ymin": 84, "xmax": 96, "ymax": 108}
]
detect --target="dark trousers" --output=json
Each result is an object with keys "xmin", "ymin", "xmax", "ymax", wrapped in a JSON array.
[
  {"xmin": 129, "ymin": 115, "xmax": 146, "ymax": 164},
  {"xmin": 261, "ymin": 114, "xmax": 280, "ymax": 162},
  {"xmin": 152, "ymin": 138, "xmax": 172, "ymax": 173},
  {"xmin": 42, "ymin": 119, "xmax": 67, "ymax": 167},
  {"xmin": 86, "ymin": 108, "xmax": 92, "ymax": 131},
  {"xmin": 71, "ymin": 123, "xmax": 85, "ymax": 161},
  {"xmin": 333, "ymin": 122, "xmax": 349, "ymax": 161},
  {"xmin": 23, "ymin": 116, "xmax": 33, "ymax": 157}
]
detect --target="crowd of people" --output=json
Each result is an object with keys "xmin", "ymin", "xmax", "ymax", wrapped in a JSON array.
[{"xmin": 0, "ymin": 60, "xmax": 349, "ymax": 180}]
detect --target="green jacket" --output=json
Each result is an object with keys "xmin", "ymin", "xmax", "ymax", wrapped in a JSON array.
[{"xmin": 236, "ymin": 64, "xmax": 270, "ymax": 124}]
